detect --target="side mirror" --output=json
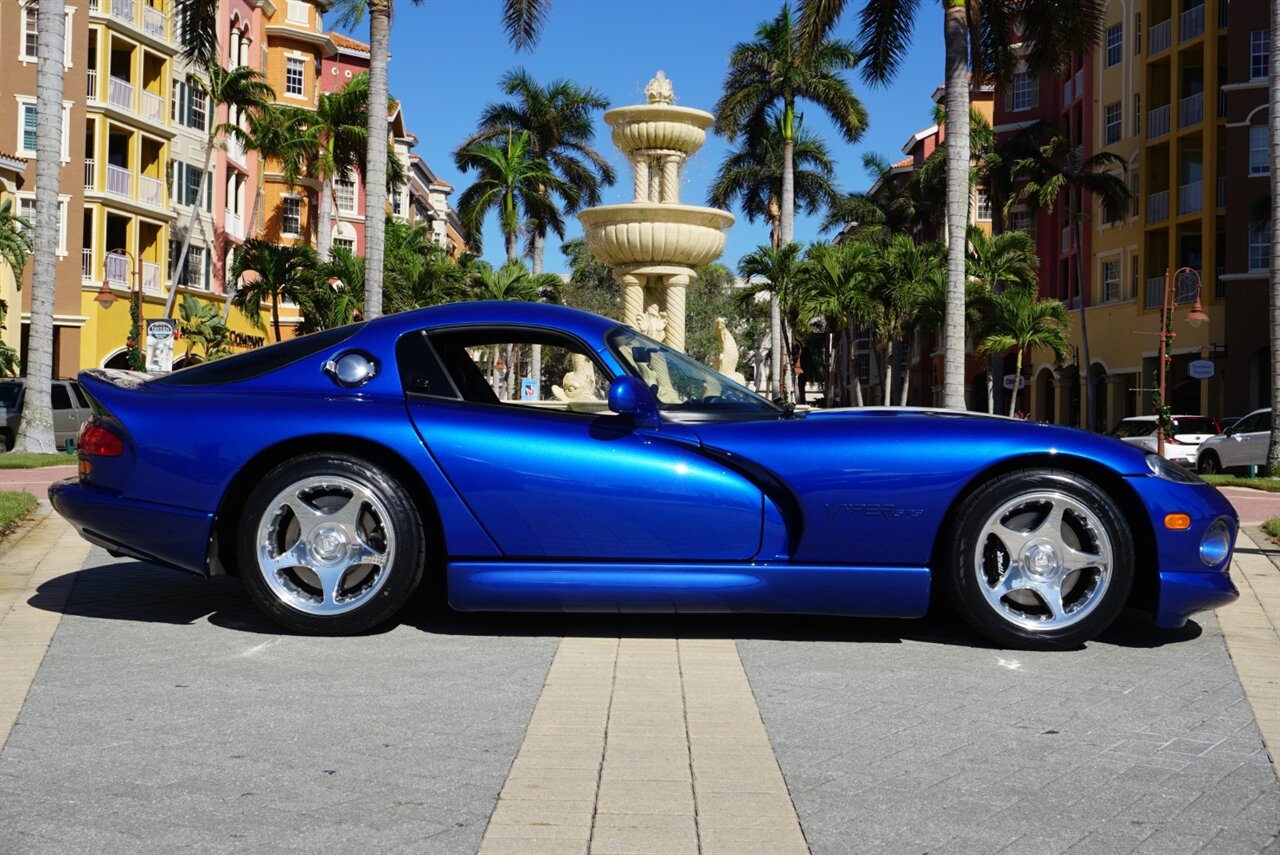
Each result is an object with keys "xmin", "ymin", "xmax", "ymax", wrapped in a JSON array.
[{"xmin": 608, "ymin": 376, "xmax": 660, "ymax": 429}]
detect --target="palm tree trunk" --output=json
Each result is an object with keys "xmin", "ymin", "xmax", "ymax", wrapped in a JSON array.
[
  {"xmin": 16, "ymin": 0, "xmax": 65, "ymax": 452},
  {"xmin": 1009, "ymin": 349, "xmax": 1024, "ymax": 418},
  {"xmin": 770, "ymin": 295, "xmax": 782, "ymax": 399},
  {"xmin": 941, "ymin": 0, "xmax": 970, "ymax": 411},
  {"xmin": 532, "ymin": 230, "xmax": 545, "ymax": 274},
  {"xmin": 1268, "ymin": 0, "xmax": 1280, "ymax": 473},
  {"xmin": 166, "ymin": 131, "xmax": 216, "ymax": 319},
  {"xmin": 271, "ymin": 294, "xmax": 281, "ymax": 343},
  {"xmin": 899, "ymin": 339, "xmax": 910, "ymax": 406},
  {"xmin": 316, "ymin": 177, "xmax": 334, "ymax": 262},
  {"xmin": 1073, "ymin": 216, "xmax": 1094, "ymax": 430},
  {"xmin": 505, "ymin": 230, "xmax": 519, "ymax": 264},
  {"xmin": 882, "ymin": 343, "xmax": 893, "ymax": 406},
  {"xmin": 986, "ymin": 365, "xmax": 995, "ymax": 414},
  {"xmin": 362, "ymin": 0, "xmax": 391, "ymax": 321}
]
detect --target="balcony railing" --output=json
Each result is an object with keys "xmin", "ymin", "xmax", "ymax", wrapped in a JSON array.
[
  {"xmin": 1145, "ymin": 276, "xmax": 1166, "ymax": 309},
  {"xmin": 141, "ymin": 261, "xmax": 161, "ymax": 295},
  {"xmin": 106, "ymin": 163, "xmax": 130, "ymax": 198},
  {"xmin": 1148, "ymin": 104, "xmax": 1170, "ymax": 139},
  {"xmin": 1180, "ymin": 3, "xmax": 1204, "ymax": 41},
  {"xmin": 81, "ymin": 248, "xmax": 93, "ymax": 279},
  {"xmin": 111, "ymin": 0, "xmax": 134, "ymax": 27},
  {"xmin": 139, "ymin": 175, "xmax": 162, "ymax": 207},
  {"xmin": 1062, "ymin": 77, "xmax": 1073, "ymax": 104},
  {"xmin": 1073, "ymin": 69, "xmax": 1084, "ymax": 98},
  {"xmin": 142, "ymin": 5, "xmax": 165, "ymax": 37},
  {"xmin": 1217, "ymin": 175, "xmax": 1226, "ymax": 208},
  {"xmin": 140, "ymin": 90, "xmax": 163, "ymax": 123},
  {"xmin": 87, "ymin": 68, "xmax": 98, "ymax": 100},
  {"xmin": 225, "ymin": 209, "xmax": 243, "ymax": 240},
  {"xmin": 1178, "ymin": 91, "xmax": 1203, "ymax": 128},
  {"xmin": 1150, "ymin": 19, "xmax": 1172, "ymax": 55},
  {"xmin": 84, "ymin": 159, "xmax": 96, "ymax": 190},
  {"xmin": 104, "ymin": 253, "xmax": 128, "ymax": 285},
  {"xmin": 108, "ymin": 76, "xmax": 133, "ymax": 111},
  {"xmin": 1061, "ymin": 227, "xmax": 1072, "ymax": 254},
  {"xmin": 1215, "ymin": 267, "xmax": 1226, "ymax": 298},
  {"xmin": 1177, "ymin": 180, "xmax": 1203, "ymax": 216},
  {"xmin": 1147, "ymin": 189, "xmax": 1170, "ymax": 223}
]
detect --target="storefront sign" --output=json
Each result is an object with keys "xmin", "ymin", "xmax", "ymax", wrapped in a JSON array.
[
  {"xmin": 1188, "ymin": 359, "xmax": 1215, "ymax": 380},
  {"xmin": 145, "ymin": 319, "xmax": 176, "ymax": 373}
]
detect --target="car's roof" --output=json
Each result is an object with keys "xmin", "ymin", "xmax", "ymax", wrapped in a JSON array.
[
  {"xmin": 1119, "ymin": 414, "xmax": 1210, "ymax": 422},
  {"xmin": 363, "ymin": 301, "xmax": 625, "ymax": 342}
]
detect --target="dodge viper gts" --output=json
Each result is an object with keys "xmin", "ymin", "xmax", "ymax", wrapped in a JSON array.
[{"xmin": 50, "ymin": 302, "xmax": 1239, "ymax": 648}]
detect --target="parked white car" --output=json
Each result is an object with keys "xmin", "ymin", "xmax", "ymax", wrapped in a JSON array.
[
  {"xmin": 1196, "ymin": 408, "xmax": 1275, "ymax": 474},
  {"xmin": 1108, "ymin": 415, "xmax": 1220, "ymax": 466}
]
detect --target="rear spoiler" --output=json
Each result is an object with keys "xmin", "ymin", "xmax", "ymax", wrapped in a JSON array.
[{"xmin": 77, "ymin": 369, "xmax": 158, "ymax": 420}]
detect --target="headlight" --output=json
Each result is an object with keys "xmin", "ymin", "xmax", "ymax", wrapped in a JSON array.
[
  {"xmin": 1146, "ymin": 453, "xmax": 1201, "ymax": 483},
  {"xmin": 1200, "ymin": 519, "xmax": 1233, "ymax": 566}
]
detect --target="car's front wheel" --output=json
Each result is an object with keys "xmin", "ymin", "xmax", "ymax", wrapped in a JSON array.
[
  {"xmin": 1197, "ymin": 452, "xmax": 1221, "ymax": 475},
  {"xmin": 237, "ymin": 453, "xmax": 426, "ymax": 635},
  {"xmin": 945, "ymin": 469, "xmax": 1134, "ymax": 649}
]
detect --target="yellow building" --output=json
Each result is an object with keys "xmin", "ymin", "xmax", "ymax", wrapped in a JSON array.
[{"xmin": 1031, "ymin": 0, "xmax": 1229, "ymax": 430}]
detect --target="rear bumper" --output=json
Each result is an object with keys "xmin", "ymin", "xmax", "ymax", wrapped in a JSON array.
[{"xmin": 49, "ymin": 478, "xmax": 213, "ymax": 576}]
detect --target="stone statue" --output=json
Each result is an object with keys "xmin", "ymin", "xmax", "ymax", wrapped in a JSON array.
[
  {"xmin": 635, "ymin": 303, "xmax": 667, "ymax": 343},
  {"xmin": 645, "ymin": 70, "xmax": 674, "ymax": 105},
  {"xmin": 552, "ymin": 353, "xmax": 599, "ymax": 402},
  {"xmin": 714, "ymin": 317, "xmax": 747, "ymax": 385}
]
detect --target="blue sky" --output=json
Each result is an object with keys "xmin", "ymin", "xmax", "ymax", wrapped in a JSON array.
[{"xmin": 331, "ymin": 0, "xmax": 946, "ymax": 274}]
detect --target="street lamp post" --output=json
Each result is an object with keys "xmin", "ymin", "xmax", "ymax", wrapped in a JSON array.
[
  {"xmin": 94, "ymin": 248, "xmax": 145, "ymax": 371},
  {"xmin": 1155, "ymin": 267, "xmax": 1210, "ymax": 458}
]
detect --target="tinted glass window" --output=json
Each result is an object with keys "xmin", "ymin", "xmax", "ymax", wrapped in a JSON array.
[
  {"xmin": 608, "ymin": 327, "xmax": 778, "ymax": 415},
  {"xmin": 0, "ymin": 383, "xmax": 21, "ymax": 408},
  {"xmin": 50, "ymin": 384, "xmax": 71, "ymax": 410},
  {"xmin": 153, "ymin": 324, "xmax": 365, "ymax": 386},
  {"xmin": 396, "ymin": 330, "xmax": 458, "ymax": 399},
  {"xmin": 1237, "ymin": 412, "xmax": 1270, "ymax": 434},
  {"xmin": 1169, "ymin": 417, "xmax": 1217, "ymax": 435},
  {"xmin": 71, "ymin": 382, "xmax": 90, "ymax": 408},
  {"xmin": 1111, "ymin": 420, "xmax": 1154, "ymax": 438}
]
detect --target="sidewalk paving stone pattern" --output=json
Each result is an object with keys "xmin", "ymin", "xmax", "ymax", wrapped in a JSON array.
[{"xmin": 0, "ymin": 504, "xmax": 1277, "ymax": 853}]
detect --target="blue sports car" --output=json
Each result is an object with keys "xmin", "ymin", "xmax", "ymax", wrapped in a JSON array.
[{"xmin": 50, "ymin": 302, "xmax": 1238, "ymax": 648}]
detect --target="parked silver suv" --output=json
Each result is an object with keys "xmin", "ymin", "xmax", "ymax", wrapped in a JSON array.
[{"xmin": 0, "ymin": 379, "xmax": 93, "ymax": 452}]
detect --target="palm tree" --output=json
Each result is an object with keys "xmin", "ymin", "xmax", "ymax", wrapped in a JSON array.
[
  {"xmin": 978, "ymin": 286, "xmax": 1069, "ymax": 418},
  {"xmin": 231, "ymin": 240, "xmax": 317, "ymax": 342},
  {"xmin": 294, "ymin": 247, "xmax": 364, "ymax": 335},
  {"xmin": 796, "ymin": 240, "xmax": 880, "ymax": 405},
  {"xmin": 874, "ymin": 235, "xmax": 944, "ymax": 405},
  {"xmin": 166, "ymin": 62, "xmax": 274, "ymax": 318},
  {"xmin": 964, "ymin": 225, "xmax": 1038, "ymax": 411},
  {"xmin": 455, "ymin": 131, "xmax": 566, "ymax": 263},
  {"xmin": 1269, "ymin": 0, "xmax": 1279, "ymax": 474},
  {"xmin": 710, "ymin": 114, "xmax": 839, "ymax": 250},
  {"xmin": 798, "ymin": 0, "xmax": 1105, "ymax": 412},
  {"xmin": 821, "ymin": 152, "xmax": 932, "ymax": 242},
  {"xmin": 302, "ymin": 74, "xmax": 371, "ymax": 263},
  {"xmin": 177, "ymin": 295, "xmax": 232, "ymax": 361},
  {"xmin": 1011, "ymin": 134, "xmax": 1129, "ymax": 431},
  {"xmin": 716, "ymin": 5, "xmax": 861, "ymax": 400},
  {"xmin": 14, "ymin": 0, "xmax": 68, "ymax": 453},
  {"xmin": 0, "ymin": 199, "xmax": 33, "ymax": 275},
  {"xmin": 738, "ymin": 242, "xmax": 805, "ymax": 400},
  {"xmin": 468, "ymin": 260, "xmax": 559, "ymax": 303},
  {"xmin": 458, "ymin": 68, "xmax": 612, "ymax": 274}
]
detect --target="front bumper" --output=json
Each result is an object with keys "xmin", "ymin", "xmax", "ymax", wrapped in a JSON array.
[
  {"xmin": 49, "ymin": 477, "xmax": 213, "ymax": 576},
  {"xmin": 1126, "ymin": 475, "xmax": 1239, "ymax": 627}
]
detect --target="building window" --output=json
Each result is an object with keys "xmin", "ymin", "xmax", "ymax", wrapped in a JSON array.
[
  {"xmin": 22, "ymin": 9, "xmax": 38, "ymax": 59},
  {"xmin": 1011, "ymin": 209, "xmax": 1033, "ymax": 234},
  {"xmin": 1130, "ymin": 173, "xmax": 1140, "ymax": 217},
  {"xmin": 1250, "ymin": 124, "xmax": 1270, "ymax": 175},
  {"xmin": 184, "ymin": 165, "xmax": 203, "ymax": 207},
  {"xmin": 286, "ymin": 0, "xmax": 309, "ymax": 25},
  {"xmin": 17, "ymin": 196, "xmax": 67, "ymax": 255},
  {"xmin": 1130, "ymin": 255, "xmax": 1139, "ymax": 298},
  {"xmin": 392, "ymin": 192, "xmax": 402, "ymax": 216},
  {"xmin": 1134, "ymin": 13, "xmax": 1141, "ymax": 54},
  {"xmin": 1104, "ymin": 102, "xmax": 1122, "ymax": 145},
  {"xmin": 1105, "ymin": 23, "xmax": 1123, "ymax": 66},
  {"xmin": 285, "ymin": 58, "xmax": 305, "ymax": 97},
  {"xmin": 1251, "ymin": 30, "xmax": 1271, "ymax": 80},
  {"xmin": 333, "ymin": 237, "xmax": 355, "ymax": 253},
  {"xmin": 334, "ymin": 178, "xmax": 356, "ymax": 213},
  {"xmin": 1249, "ymin": 221, "xmax": 1271, "ymax": 271},
  {"xmin": 20, "ymin": 104, "xmax": 38, "ymax": 154},
  {"xmin": 1102, "ymin": 260, "xmax": 1121, "ymax": 302},
  {"xmin": 1133, "ymin": 93, "xmax": 1141, "ymax": 136},
  {"xmin": 1009, "ymin": 71, "xmax": 1038, "ymax": 112},
  {"xmin": 189, "ymin": 89, "xmax": 207, "ymax": 132},
  {"xmin": 975, "ymin": 188, "xmax": 991, "ymax": 221},
  {"xmin": 282, "ymin": 197, "xmax": 302, "ymax": 236}
]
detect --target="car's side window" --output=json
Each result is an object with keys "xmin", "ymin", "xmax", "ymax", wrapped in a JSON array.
[
  {"xmin": 426, "ymin": 328, "xmax": 611, "ymax": 414},
  {"xmin": 50, "ymin": 384, "xmax": 72, "ymax": 411},
  {"xmin": 71, "ymin": 383, "xmax": 90, "ymax": 409}
]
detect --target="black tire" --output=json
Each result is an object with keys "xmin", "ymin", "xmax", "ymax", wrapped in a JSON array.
[
  {"xmin": 237, "ymin": 453, "xmax": 426, "ymax": 635},
  {"xmin": 1197, "ymin": 452, "xmax": 1221, "ymax": 475},
  {"xmin": 944, "ymin": 468, "xmax": 1134, "ymax": 649},
  {"xmin": 0, "ymin": 431, "xmax": 9, "ymax": 453}
]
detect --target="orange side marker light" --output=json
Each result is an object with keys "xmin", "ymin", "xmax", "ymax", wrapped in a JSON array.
[{"xmin": 1164, "ymin": 513, "xmax": 1192, "ymax": 530}]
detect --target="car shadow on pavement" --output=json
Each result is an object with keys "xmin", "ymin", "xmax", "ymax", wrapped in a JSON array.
[{"xmin": 30, "ymin": 560, "xmax": 1204, "ymax": 651}]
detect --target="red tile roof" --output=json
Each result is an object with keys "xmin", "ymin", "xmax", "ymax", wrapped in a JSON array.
[{"xmin": 328, "ymin": 32, "xmax": 370, "ymax": 53}]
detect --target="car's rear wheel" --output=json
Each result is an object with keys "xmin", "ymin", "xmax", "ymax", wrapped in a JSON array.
[
  {"xmin": 237, "ymin": 453, "xmax": 425, "ymax": 635},
  {"xmin": 946, "ymin": 469, "xmax": 1134, "ymax": 649},
  {"xmin": 1197, "ymin": 452, "xmax": 1221, "ymax": 475}
]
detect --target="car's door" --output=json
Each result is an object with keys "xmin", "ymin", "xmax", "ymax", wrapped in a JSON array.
[
  {"xmin": 50, "ymin": 382, "xmax": 81, "ymax": 447},
  {"xmin": 1235, "ymin": 411, "xmax": 1273, "ymax": 467},
  {"xmin": 400, "ymin": 326, "xmax": 764, "ymax": 561}
]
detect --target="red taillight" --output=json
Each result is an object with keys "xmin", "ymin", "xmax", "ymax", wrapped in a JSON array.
[{"xmin": 80, "ymin": 423, "xmax": 124, "ymax": 456}]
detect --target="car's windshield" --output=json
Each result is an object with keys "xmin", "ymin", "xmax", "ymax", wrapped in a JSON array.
[
  {"xmin": 1110, "ymin": 420, "xmax": 1153, "ymax": 438},
  {"xmin": 607, "ymin": 327, "xmax": 778, "ymax": 415},
  {"xmin": 0, "ymin": 383, "xmax": 21, "ymax": 408},
  {"xmin": 1170, "ymin": 417, "xmax": 1218, "ymax": 435}
]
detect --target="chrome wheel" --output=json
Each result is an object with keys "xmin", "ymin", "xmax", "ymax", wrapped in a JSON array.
[
  {"xmin": 255, "ymin": 475, "xmax": 396, "ymax": 616},
  {"xmin": 974, "ymin": 490, "xmax": 1113, "ymax": 632}
]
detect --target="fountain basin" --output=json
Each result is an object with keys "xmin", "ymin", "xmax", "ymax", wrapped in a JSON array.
[
  {"xmin": 578, "ymin": 204, "xmax": 735, "ymax": 269},
  {"xmin": 605, "ymin": 105, "xmax": 714, "ymax": 156}
]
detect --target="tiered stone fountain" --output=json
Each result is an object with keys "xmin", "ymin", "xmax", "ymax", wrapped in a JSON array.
[{"xmin": 578, "ymin": 71, "xmax": 734, "ymax": 352}]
